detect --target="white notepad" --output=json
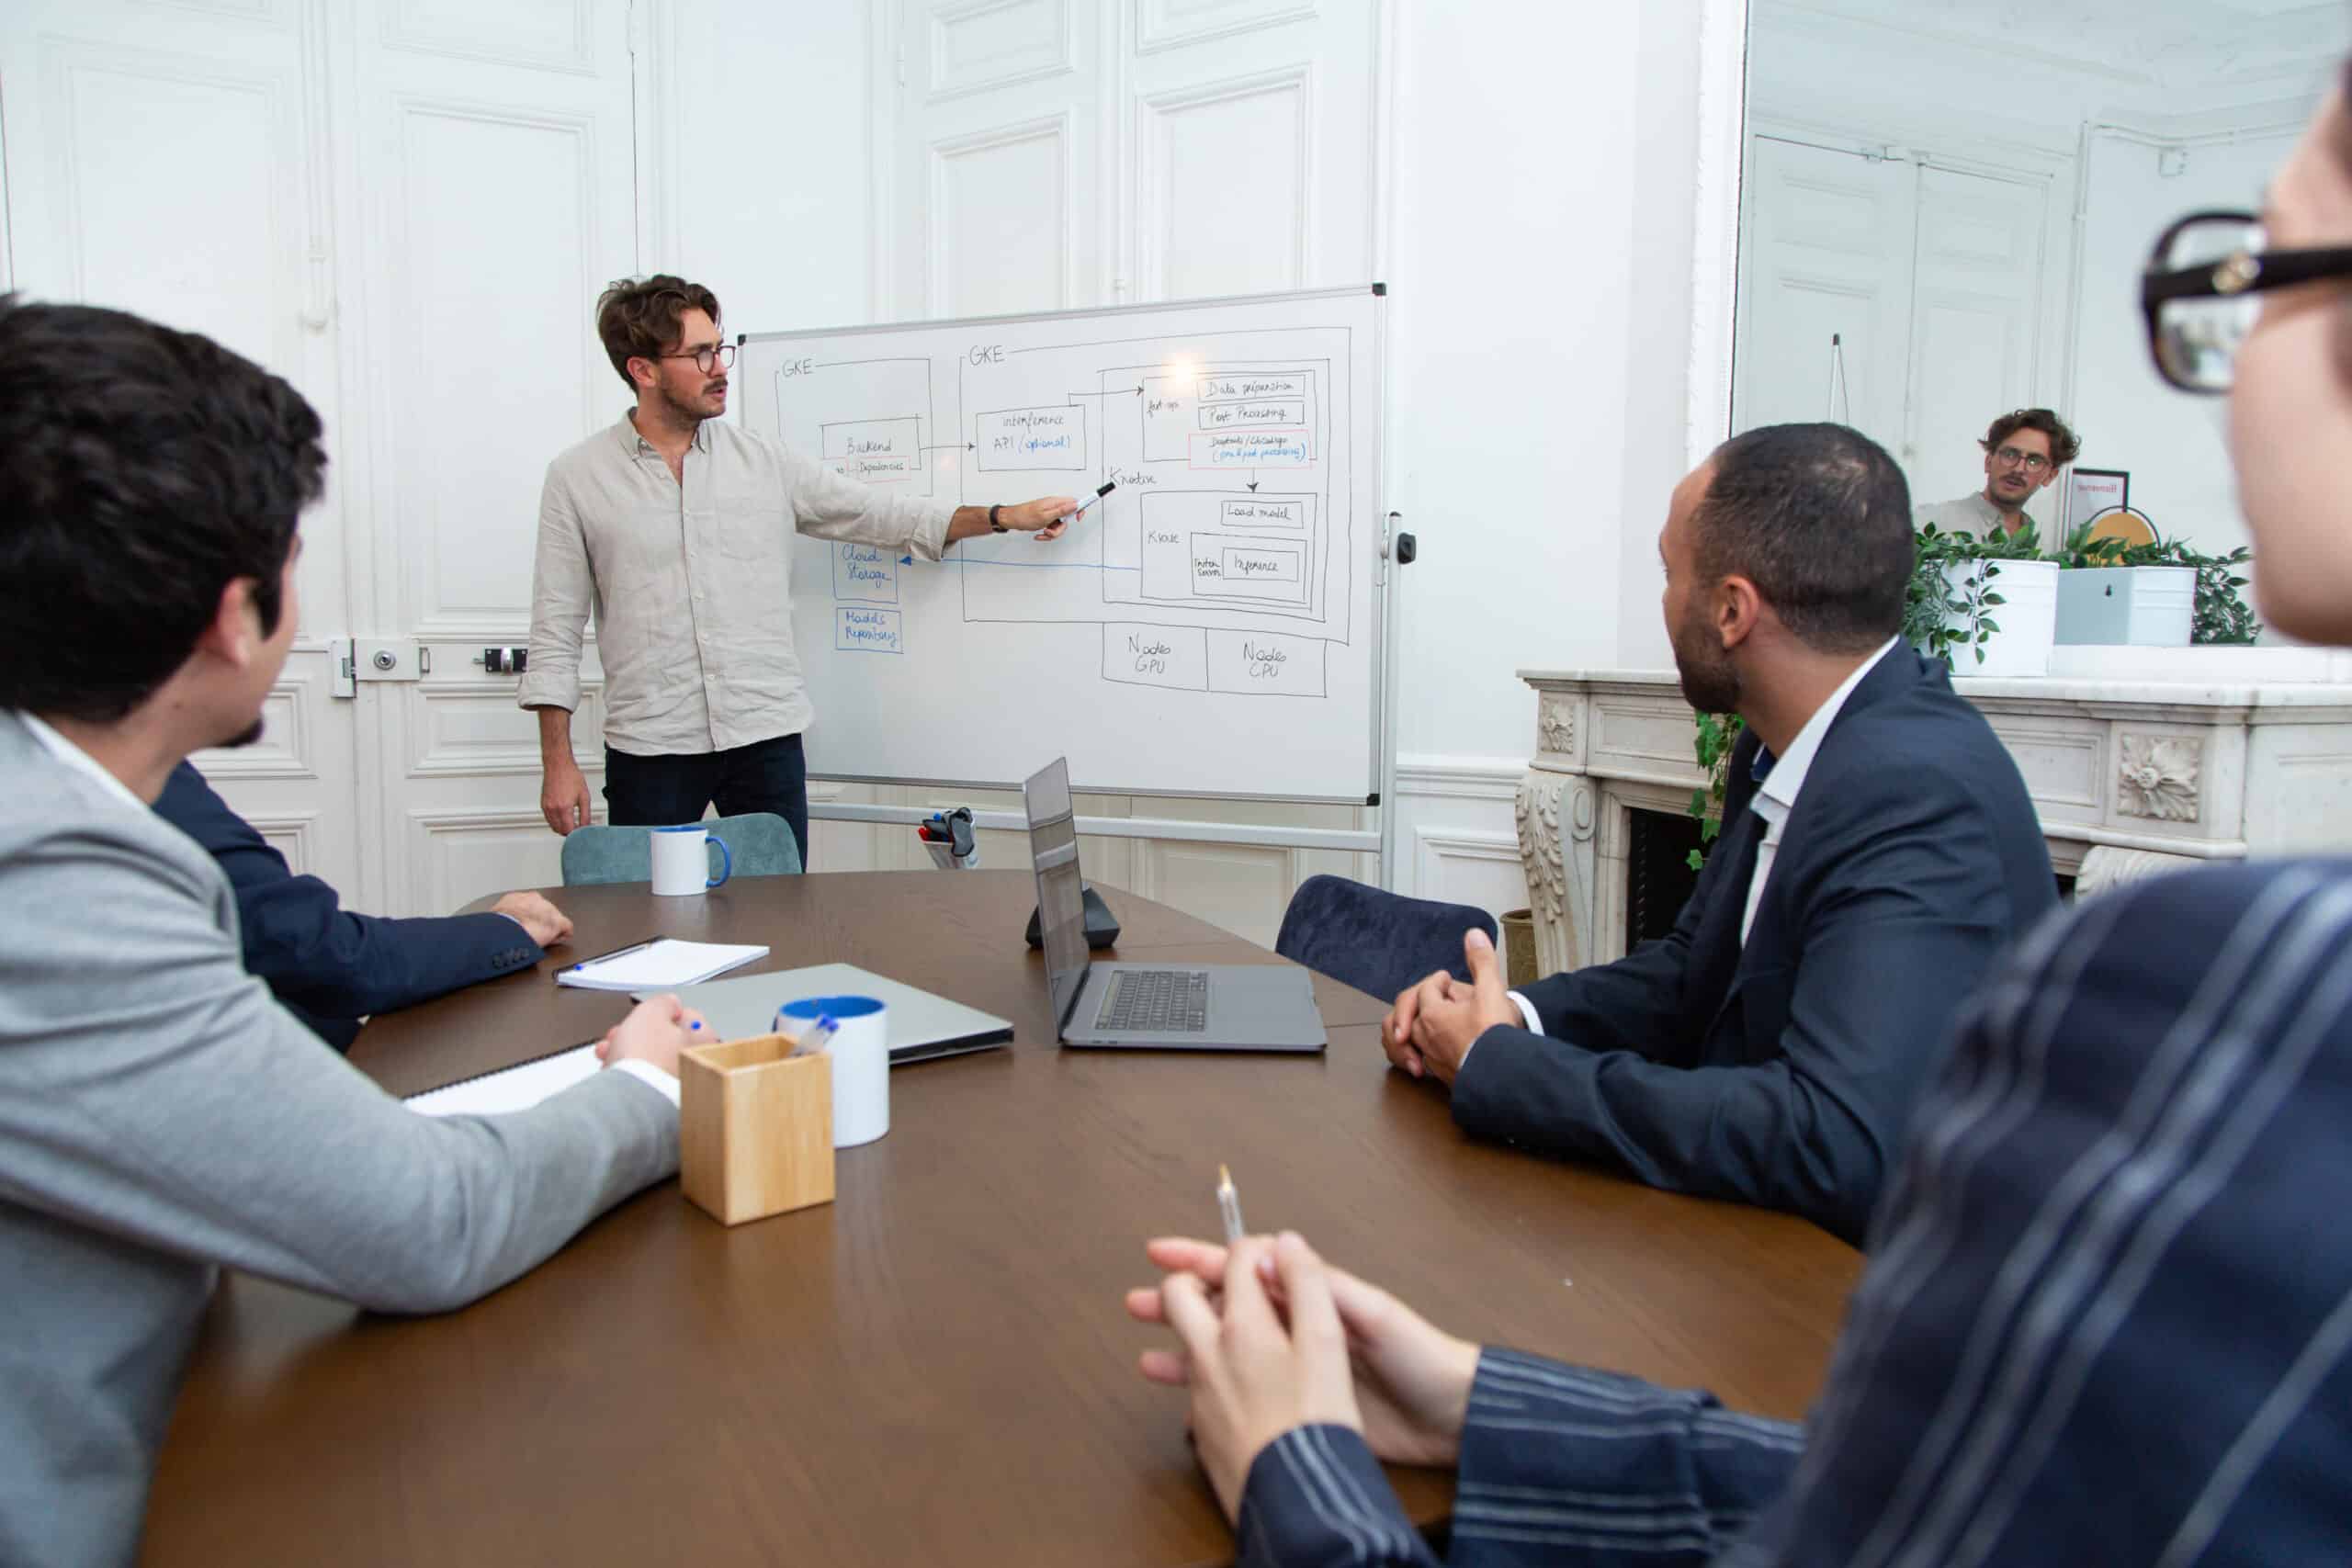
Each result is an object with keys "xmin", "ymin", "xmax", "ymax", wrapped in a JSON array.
[
  {"xmin": 404, "ymin": 1043, "xmax": 601, "ymax": 1117},
  {"xmin": 553, "ymin": 938, "xmax": 770, "ymax": 991}
]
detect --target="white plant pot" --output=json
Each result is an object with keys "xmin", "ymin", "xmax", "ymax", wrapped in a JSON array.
[
  {"xmin": 2055, "ymin": 566, "xmax": 2196, "ymax": 647},
  {"xmin": 1933, "ymin": 558, "xmax": 2059, "ymax": 677}
]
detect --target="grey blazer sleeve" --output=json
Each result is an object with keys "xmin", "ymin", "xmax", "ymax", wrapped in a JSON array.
[{"xmin": 0, "ymin": 828, "xmax": 678, "ymax": 1314}]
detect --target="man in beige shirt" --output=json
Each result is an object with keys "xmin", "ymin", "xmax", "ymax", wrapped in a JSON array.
[
  {"xmin": 1913, "ymin": 407, "xmax": 2082, "ymax": 543},
  {"xmin": 520, "ymin": 275, "xmax": 1077, "ymax": 862}
]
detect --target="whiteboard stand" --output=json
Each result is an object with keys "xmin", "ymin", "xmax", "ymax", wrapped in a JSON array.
[{"xmin": 740, "ymin": 285, "xmax": 1404, "ymax": 891}]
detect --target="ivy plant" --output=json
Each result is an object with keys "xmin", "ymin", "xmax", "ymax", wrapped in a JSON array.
[{"xmin": 1683, "ymin": 710, "xmax": 1744, "ymax": 871}]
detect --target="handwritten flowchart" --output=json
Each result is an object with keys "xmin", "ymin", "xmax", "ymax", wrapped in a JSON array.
[{"xmin": 768, "ymin": 331, "xmax": 1355, "ymax": 703}]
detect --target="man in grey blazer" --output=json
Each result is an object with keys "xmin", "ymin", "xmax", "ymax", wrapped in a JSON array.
[{"xmin": 0, "ymin": 298, "xmax": 699, "ymax": 1567}]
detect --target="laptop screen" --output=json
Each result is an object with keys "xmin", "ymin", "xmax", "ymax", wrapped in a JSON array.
[{"xmin": 1023, "ymin": 757, "xmax": 1089, "ymax": 1032}]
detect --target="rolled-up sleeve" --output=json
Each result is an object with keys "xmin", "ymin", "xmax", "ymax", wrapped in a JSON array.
[
  {"xmin": 781, "ymin": 445, "xmax": 955, "ymax": 561},
  {"xmin": 518, "ymin": 465, "xmax": 594, "ymax": 714}
]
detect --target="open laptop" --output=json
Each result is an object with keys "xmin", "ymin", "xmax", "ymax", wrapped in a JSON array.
[{"xmin": 1024, "ymin": 757, "xmax": 1326, "ymax": 1053}]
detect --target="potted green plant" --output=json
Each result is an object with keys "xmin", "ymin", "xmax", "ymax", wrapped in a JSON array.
[
  {"xmin": 2053, "ymin": 517, "xmax": 2194, "ymax": 646},
  {"xmin": 1903, "ymin": 522, "xmax": 2058, "ymax": 675},
  {"xmin": 2052, "ymin": 520, "xmax": 2257, "ymax": 646}
]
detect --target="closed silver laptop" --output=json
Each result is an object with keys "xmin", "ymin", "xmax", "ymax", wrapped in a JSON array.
[{"xmin": 1023, "ymin": 757, "xmax": 1327, "ymax": 1053}]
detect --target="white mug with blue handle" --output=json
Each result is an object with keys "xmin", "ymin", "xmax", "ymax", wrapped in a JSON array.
[{"xmin": 650, "ymin": 824, "xmax": 732, "ymax": 897}]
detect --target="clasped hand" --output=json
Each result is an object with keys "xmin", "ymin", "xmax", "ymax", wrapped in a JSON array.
[
  {"xmin": 1125, "ymin": 1233, "xmax": 1478, "ymax": 1526},
  {"xmin": 1380, "ymin": 927, "xmax": 1518, "ymax": 1086}
]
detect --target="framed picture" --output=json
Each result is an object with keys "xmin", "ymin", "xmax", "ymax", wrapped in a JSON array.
[{"xmin": 2065, "ymin": 468, "xmax": 2131, "ymax": 536}]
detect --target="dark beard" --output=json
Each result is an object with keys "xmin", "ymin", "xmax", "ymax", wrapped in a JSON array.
[
  {"xmin": 218, "ymin": 716, "xmax": 266, "ymax": 750},
  {"xmin": 1671, "ymin": 605, "xmax": 1741, "ymax": 716},
  {"xmin": 1675, "ymin": 656, "xmax": 1740, "ymax": 716}
]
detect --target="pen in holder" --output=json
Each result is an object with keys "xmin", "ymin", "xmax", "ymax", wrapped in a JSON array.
[
  {"xmin": 679, "ymin": 1026, "xmax": 836, "ymax": 1225},
  {"xmin": 916, "ymin": 807, "xmax": 979, "ymax": 870}
]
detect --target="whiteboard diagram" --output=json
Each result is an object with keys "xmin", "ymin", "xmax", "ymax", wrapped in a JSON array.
[{"xmin": 739, "ymin": 287, "xmax": 1385, "ymax": 802}]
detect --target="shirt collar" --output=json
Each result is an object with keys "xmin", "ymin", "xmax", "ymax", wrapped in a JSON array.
[
  {"xmin": 17, "ymin": 712, "xmax": 149, "ymax": 813},
  {"xmin": 616, "ymin": 410, "xmax": 712, "ymax": 457},
  {"xmin": 1965, "ymin": 490, "xmax": 2032, "ymax": 539},
  {"xmin": 1751, "ymin": 637, "xmax": 1902, "ymax": 818}
]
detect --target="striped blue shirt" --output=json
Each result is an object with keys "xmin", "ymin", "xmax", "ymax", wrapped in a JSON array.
[{"xmin": 1237, "ymin": 858, "xmax": 2352, "ymax": 1565}]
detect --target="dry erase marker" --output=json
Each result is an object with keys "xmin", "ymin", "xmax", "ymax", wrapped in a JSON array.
[
  {"xmin": 1216, "ymin": 1163, "xmax": 1246, "ymax": 1244},
  {"xmin": 1060, "ymin": 480, "xmax": 1116, "ymax": 523}
]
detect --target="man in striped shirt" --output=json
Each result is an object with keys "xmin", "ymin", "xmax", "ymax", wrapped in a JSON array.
[{"xmin": 1125, "ymin": 65, "xmax": 2352, "ymax": 1568}]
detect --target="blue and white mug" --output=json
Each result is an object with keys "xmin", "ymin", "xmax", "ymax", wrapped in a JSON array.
[{"xmin": 650, "ymin": 824, "xmax": 732, "ymax": 897}]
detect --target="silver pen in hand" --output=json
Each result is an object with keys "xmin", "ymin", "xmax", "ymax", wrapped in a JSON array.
[{"xmin": 1216, "ymin": 1163, "xmax": 1246, "ymax": 1244}]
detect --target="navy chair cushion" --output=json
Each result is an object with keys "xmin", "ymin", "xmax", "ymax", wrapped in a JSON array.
[{"xmin": 1274, "ymin": 874, "xmax": 1501, "ymax": 1003}]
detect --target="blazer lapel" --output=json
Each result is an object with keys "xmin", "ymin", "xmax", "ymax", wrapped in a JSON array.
[{"xmin": 1685, "ymin": 784, "xmax": 1765, "ymax": 1019}]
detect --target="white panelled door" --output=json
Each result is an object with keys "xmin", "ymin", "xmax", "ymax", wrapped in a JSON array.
[
  {"xmin": 0, "ymin": 0, "xmax": 363, "ymax": 892},
  {"xmin": 342, "ymin": 0, "xmax": 640, "ymax": 916},
  {"xmin": 872, "ymin": 0, "xmax": 1381, "ymax": 942},
  {"xmin": 0, "ymin": 0, "xmax": 640, "ymax": 917},
  {"xmin": 1904, "ymin": 164, "xmax": 2050, "ymax": 510},
  {"xmin": 1736, "ymin": 135, "xmax": 2052, "ymax": 517},
  {"xmin": 1733, "ymin": 136, "xmax": 1916, "ymax": 457}
]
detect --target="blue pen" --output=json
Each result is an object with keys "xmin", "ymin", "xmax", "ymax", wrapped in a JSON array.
[{"xmin": 775, "ymin": 1011, "xmax": 841, "ymax": 1056}]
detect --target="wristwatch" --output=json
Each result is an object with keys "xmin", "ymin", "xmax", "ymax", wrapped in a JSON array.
[{"xmin": 989, "ymin": 503, "xmax": 1007, "ymax": 533}]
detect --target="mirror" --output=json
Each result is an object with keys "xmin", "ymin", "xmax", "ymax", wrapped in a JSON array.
[{"xmin": 1733, "ymin": 0, "xmax": 2349, "ymax": 558}]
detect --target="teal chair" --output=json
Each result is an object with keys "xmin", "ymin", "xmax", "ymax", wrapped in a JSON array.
[{"xmin": 559, "ymin": 812, "xmax": 804, "ymax": 886}]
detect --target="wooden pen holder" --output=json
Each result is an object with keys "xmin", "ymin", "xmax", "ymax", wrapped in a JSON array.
[{"xmin": 679, "ymin": 1033, "xmax": 835, "ymax": 1224}]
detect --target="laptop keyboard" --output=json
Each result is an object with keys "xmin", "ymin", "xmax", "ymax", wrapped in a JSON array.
[{"xmin": 1096, "ymin": 970, "xmax": 1209, "ymax": 1033}]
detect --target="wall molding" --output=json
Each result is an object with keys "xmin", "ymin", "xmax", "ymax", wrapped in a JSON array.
[
  {"xmin": 379, "ymin": 0, "xmax": 596, "ymax": 77},
  {"xmin": 1134, "ymin": 62, "xmax": 1316, "ymax": 299},
  {"xmin": 1392, "ymin": 753, "xmax": 1525, "ymax": 802},
  {"xmin": 385, "ymin": 92, "xmax": 604, "ymax": 637},
  {"xmin": 194, "ymin": 671, "xmax": 319, "ymax": 780},
  {"xmin": 242, "ymin": 809, "xmax": 321, "ymax": 874},
  {"xmin": 403, "ymin": 806, "xmax": 555, "ymax": 914},
  {"xmin": 1135, "ymin": 0, "xmax": 1319, "ymax": 56},
  {"xmin": 406, "ymin": 682, "xmax": 605, "ymax": 776},
  {"xmin": 927, "ymin": 0, "xmax": 1075, "ymax": 103},
  {"xmin": 925, "ymin": 108, "xmax": 1074, "ymax": 314}
]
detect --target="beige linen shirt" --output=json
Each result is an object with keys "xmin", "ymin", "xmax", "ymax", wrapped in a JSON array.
[
  {"xmin": 519, "ymin": 413, "xmax": 955, "ymax": 755},
  {"xmin": 1916, "ymin": 491, "xmax": 2040, "ymax": 542}
]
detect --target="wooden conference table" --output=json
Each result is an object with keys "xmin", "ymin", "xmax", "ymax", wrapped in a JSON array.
[{"xmin": 142, "ymin": 871, "xmax": 1863, "ymax": 1567}]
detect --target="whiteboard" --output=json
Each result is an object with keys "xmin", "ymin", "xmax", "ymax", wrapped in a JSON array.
[{"xmin": 737, "ymin": 285, "xmax": 1385, "ymax": 803}]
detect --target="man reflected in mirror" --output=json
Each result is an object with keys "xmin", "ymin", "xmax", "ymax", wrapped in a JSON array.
[{"xmin": 1915, "ymin": 407, "xmax": 2082, "ymax": 540}]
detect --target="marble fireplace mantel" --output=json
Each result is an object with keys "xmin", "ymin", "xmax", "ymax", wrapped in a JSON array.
[{"xmin": 1514, "ymin": 650, "xmax": 2352, "ymax": 977}]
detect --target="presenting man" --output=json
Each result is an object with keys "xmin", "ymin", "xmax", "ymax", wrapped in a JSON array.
[
  {"xmin": 1915, "ymin": 406, "xmax": 2083, "ymax": 541},
  {"xmin": 520, "ymin": 275, "xmax": 1080, "ymax": 863},
  {"xmin": 1385, "ymin": 423, "xmax": 2055, "ymax": 1244},
  {"xmin": 156, "ymin": 761, "xmax": 572, "ymax": 1050}
]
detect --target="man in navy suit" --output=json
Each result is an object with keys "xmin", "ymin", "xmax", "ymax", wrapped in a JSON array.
[
  {"xmin": 1126, "ymin": 68, "xmax": 2352, "ymax": 1567},
  {"xmin": 1386, "ymin": 423, "xmax": 2055, "ymax": 1244},
  {"xmin": 154, "ymin": 762, "xmax": 571, "ymax": 1050}
]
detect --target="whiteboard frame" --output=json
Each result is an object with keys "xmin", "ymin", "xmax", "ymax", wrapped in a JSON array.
[{"xmin": 739, "ymin": 283, "xmax": 1394, "ymax": 819}]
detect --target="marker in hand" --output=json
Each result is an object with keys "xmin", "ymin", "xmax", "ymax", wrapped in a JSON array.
[{"xmin": 1059, "ymin": 480, "xmax": 1116, "ymax": 525}]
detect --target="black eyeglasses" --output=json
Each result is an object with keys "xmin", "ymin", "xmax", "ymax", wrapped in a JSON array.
[
  {"xmin": 657, "ymin": 343, "xmax": 736, "ymax": 375},
  {"xmin": 2143, "ymin": 209, "xmax": 2352, "ymax": 393}
]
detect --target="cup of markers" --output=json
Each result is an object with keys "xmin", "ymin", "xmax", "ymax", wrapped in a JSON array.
[{"xmin": 779, "ymin": 997, "xmax": 889, "ymax": 1148}]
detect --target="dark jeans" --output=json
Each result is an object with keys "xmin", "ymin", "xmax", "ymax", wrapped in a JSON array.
[{"xmin": 604, "ymin": 733, "xmax": 808, "ymax": 868}]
